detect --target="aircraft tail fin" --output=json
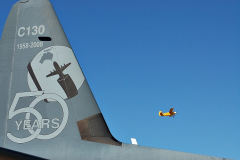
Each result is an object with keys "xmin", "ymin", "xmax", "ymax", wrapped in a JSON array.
[{"xmin": 0, "ymin": 0, "xmax": 121, "ymax": 157}]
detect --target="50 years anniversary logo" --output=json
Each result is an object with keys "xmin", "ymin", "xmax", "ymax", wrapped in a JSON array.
[{"xmin": 7, "ymin": 46, "xmax": 84, "ymax": 143}]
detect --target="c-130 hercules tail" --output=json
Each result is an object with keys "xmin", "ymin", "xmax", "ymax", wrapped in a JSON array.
[{"xmin": 0, "ymin": 0, "xmax": 230, "ymax": 159}]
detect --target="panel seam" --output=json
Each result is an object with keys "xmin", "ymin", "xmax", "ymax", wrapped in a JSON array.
[{"xmin": 4, "ymin": 4, "xmax": 20, "ymax": 147}]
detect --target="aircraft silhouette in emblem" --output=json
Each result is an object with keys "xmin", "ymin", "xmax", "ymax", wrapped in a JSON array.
[
  {"xmin": 46, "ymin": 61, "xmax": 78, "ymax": 99},
  {"xmin": 46, "ymin": 61, "xmax": 71, "ymax": 78}
]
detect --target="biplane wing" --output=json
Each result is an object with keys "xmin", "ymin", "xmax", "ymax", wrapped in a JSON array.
[{"xmin": 169, "ymin": 108, "xmax": 174, "ymax": 114}]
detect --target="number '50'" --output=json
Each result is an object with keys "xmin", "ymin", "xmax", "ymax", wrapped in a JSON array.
[{"xmin": 7, "ymin": 91, "xmax": 69, "ymax": 144}]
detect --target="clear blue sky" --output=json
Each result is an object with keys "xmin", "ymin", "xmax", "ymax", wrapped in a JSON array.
[{"xmin": 1, "ymin": 0, "xmax": 239, "ymax": 159}]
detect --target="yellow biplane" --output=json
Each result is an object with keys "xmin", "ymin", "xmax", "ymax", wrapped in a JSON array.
[{"xmin": 159, "ymin": 108, "xmax": 177, "ymax": 118}]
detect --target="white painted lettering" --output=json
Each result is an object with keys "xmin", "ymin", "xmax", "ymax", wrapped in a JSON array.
[
  {"xmin": 41, "ymin": 119, "xmax": 50, "ymax": 129},
  {"xmin": 32, "ymin": 26, "xmax": 38, "ymax": 35},
  {"xmin": 26, "ymin": 26, "xmax": 30, "ymax": 36},
  {"xmin": 18, "ymin": 27, "xmax": 25, "ymax": 37},
  {"xmin": 23, "ymin": 120, "xmax": 31, "ymax": 130},
  {"xmin": 15, "ymin": 120, "xmax": 22, "ymax": 131},
  {"xmin": 31, "ymin": 119, "xmax": 40, "ymax": 130},
  {"xmin": 7, "ymin": 91, "xmax": 68, "ymax": 143},
  {"xmin": 52, "ymin": 118, "xmax": 60, "ymax": 129},
  {"xmin": 17, "ymin": 25, "xmax": 46, "ymax": 37},
  {"xmin": 38, "ymin": 25, "xmax": 45, "ymax": 35}
]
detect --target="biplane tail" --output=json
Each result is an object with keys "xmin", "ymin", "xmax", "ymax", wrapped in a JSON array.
[{"xmin": 159, "ymin": 111, "xmax": 164, "ymax": 116}]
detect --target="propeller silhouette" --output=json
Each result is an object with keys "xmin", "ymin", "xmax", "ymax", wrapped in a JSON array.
[{"xmin": 173, "ymin": 112, "xmax": 177, "ymax": 118}]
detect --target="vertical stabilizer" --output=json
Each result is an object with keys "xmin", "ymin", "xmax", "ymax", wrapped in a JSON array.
[{"xmin": 0, "ymin": 0, "xmax": 120, "ymax": 157}]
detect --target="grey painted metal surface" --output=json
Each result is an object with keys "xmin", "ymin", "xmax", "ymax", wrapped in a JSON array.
[{"xmin": 0, "ymin": 0, "xmax": 231, "ymax": 159}]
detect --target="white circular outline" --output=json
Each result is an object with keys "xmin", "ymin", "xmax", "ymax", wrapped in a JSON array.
[
  {"xmin": 7, "ymin": 108, "xmax": 43, "ymax": 143},
  {"xmin": 25, "ymin": 93, "xmax": 69, "ymax": 140}
]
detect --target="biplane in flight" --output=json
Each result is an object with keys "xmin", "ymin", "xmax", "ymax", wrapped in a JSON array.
[{"xmin": 159, "ymin": 108, "xmax": 177, "ymax": 118}]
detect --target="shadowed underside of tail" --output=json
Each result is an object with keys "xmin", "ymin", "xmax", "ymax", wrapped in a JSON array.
[{"xmin": 0, "ymin": 0, "xmax": 230, "ymax": 160}]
